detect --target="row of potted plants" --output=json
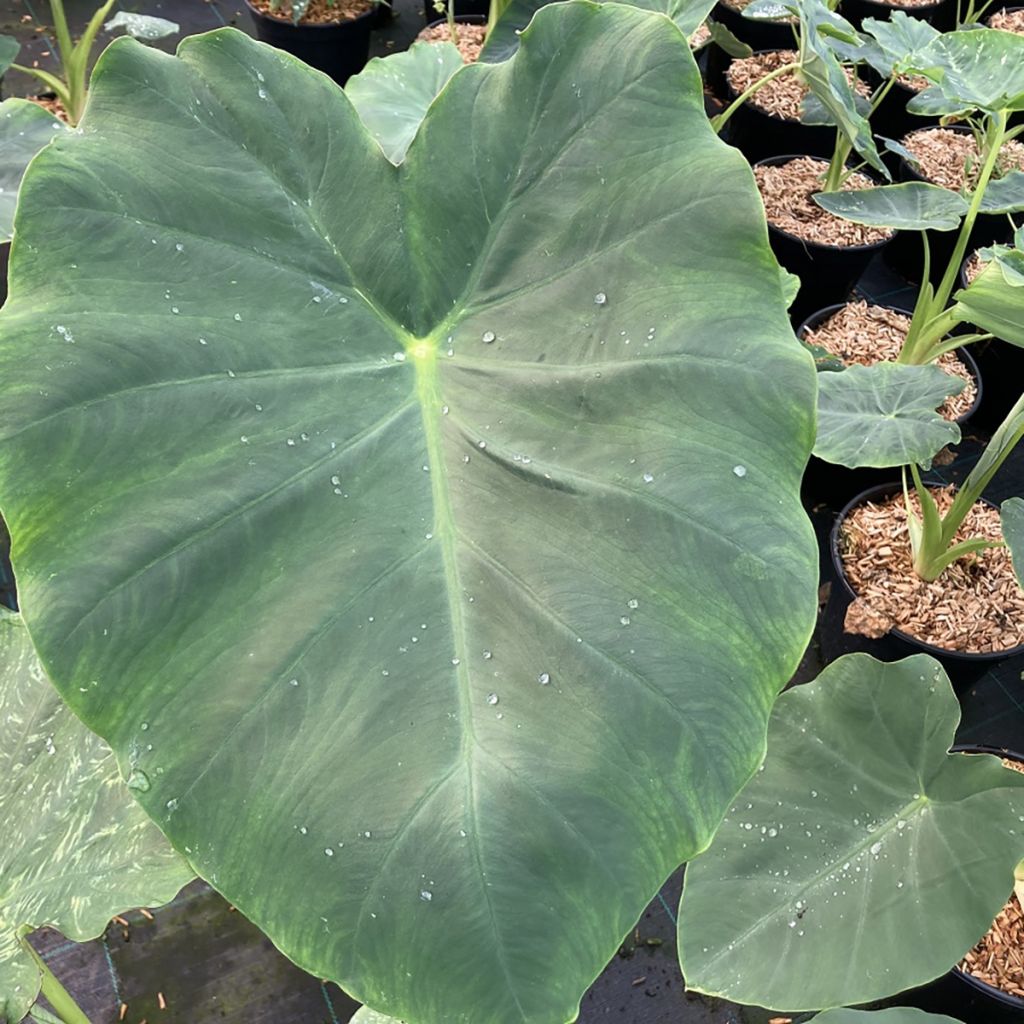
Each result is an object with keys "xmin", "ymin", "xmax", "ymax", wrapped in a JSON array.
[{"xmin": 0, "ymin": 1, "xmax": 1022, "ymax": 1023}]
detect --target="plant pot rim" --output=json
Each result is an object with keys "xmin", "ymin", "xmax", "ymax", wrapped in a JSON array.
[
  {"xmin": 829, "ymin": 481, "xmax": 1024, "ymax": 662},
  {"xmin": 423, "ymin": 12, "xmax": 487, "ymax": 27},
  {"xmin": 947, "ymin": 741, "xmax": 1024, "ymax": 1009},
  {"xmin": 756, "ymin": 154, "xmax": 895, "ymax": 255},
  {"xmin": 796, "ymin": 298, "xmax": 984, "ymax": 425},
  {"xmin": 244, "ymin": 0, "xmax": 377, "ymax": 29}
]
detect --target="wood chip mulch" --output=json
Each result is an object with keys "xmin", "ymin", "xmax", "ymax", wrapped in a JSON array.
[
  {"xmin": 959, "ymin": 894, "xmax": 1024, "ymax": 1000},
  {"xmin": 727, "ymin": 51, "xmax": 867, "ymax": 122},
  {"xmin": 29, "ymin": 95, "xmax": 69, "ymax": 123},
  {"xmin": 896, "ymin": 73, "xmax": 932, "ymax": 93},
  {"xmin": 417, "ymin": 21, "xmax": 485, "ymax": 63},
  {"xmin": 251, "ymin": 0, "xmax": 372, "ymax": 22},
  {"xmin": 689, "ymin": 23, "xmax": 711, "ymax": 49},
  {"xmin": 965, "ymin": 250, "xmax": 988, "ymax": 285},
  {"xmin": 902, "ymin": 127, "xmax": 1024, "ymax": 192},
  {"xmin": 802, "ymin": 300, "xmax": 977, "ymax": 420},
  {"xmin": 989, "ymin": 7, "xmax": 1024, "ymax": 32},
  {"xmin": 755, "ymin": 157, "xmax": 893, "ymax": 246},
  {"xmin": 840, "ymin": 486, "xmax": 1024, "ymax": 653}
]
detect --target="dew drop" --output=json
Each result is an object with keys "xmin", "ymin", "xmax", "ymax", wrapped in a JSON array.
[
  {"xmin": 420, "ymin": 890, "xmax": 433, "ymax": 902},
  {"xmin": 733, "ymin": 465, "xmax": 747, "ymax": 478},
  {"xmin": 482, "ymin": 331, "xmax": 496, "ymax": 344},
  {"xmin": 127, "ymin": 769, "xmax": 151, "ymax": 793},
  {"xmin": 593, "ymin": 292, "xmax": 607, "ymax": 306},
  {"xmin": 642, "ymin": 472, "xmax": 654, "ymax": 484},
  {"xmin": 538, "ymin": 672, "xmax": 551, "ymax": 685},
  {"xmin": 486, "ymin": 693, "xmax": 499, "ymax": 705}
]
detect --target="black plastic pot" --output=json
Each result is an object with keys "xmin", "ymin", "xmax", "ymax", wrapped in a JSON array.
[
  {"xmin": 422, "ymin": 0, "xmax": 490, "ymax": 19},
  {"xmin": 894, "ymin": 743, "xmax": 1024, "ymax": 1022},
  {"xmin": 756, "ymin": 155, "xmax": 894, "ymax": 325},
  {"xmin": 799, "ymin": 301, "xmax": 982, "ymax": 511},
  {"xmin": 371, "ymin": 1, "xmax": 393, "ymax": 27},
  {"xmin": 711, "ymin": 0, "xmax": 797, "ymax": 51},
  {"xmin": 957, "ymin": 252, "xmax": 1024, "ymax": 432},
  {"xmin": 885, "ymin": 125, "xmax": 1020, "ymax": 286},
  {"xmin": 840, "ymin": 0, "xmax": 956, "ymax": 29},
  {"xmin": 725, "ymin": 54, "xmax": 838, "ymax": 163},
  {"xmin": 821, "ymin": 482, "xmax": 1024, "ymax": 689},
  {"xmin": 245, "ymin": 0, "xmax": 375, "ymax": 85}
]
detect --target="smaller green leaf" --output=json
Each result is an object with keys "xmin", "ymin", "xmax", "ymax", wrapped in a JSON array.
[
  {"xmin": 812, "ymin": 1011, "xmax": 964, "ymax": 1024},
  {"xmin": 707, "ymin": 19, "xmax": 752, "ymax": 57},
  {"xmin": 906, "ymin": 84, "xmax": 970, "ymax": 117},
  {"xmin": 744, "ymin": 0, "xmax": 798, "ymax": 20},
  {"xmin": 346, "ymin": 42, "xmax": 463, "ymax": 165},
  {"xmin": 907, "ymin": 28, "xmax": 1024, "ymax": 114},
  {"xmin": 978, "ymin": 170, "xmax": 1024, "ymax": 214},
  {"xmin": 813, "ymin": 181, "xmax": 968, "ymax": 231},
  {"xmin": 881, "ymin": 135, "xmax": 923, "ymax": 171},
  {"xmin": 861, "ymin": 11, "xmax": 940, "ymax": 79},
  {"xmin": 954, "ymin": 254, "xmax": 1024, "ymax": 345},
  {"xmin": 814, "ymin": 362, "xmax": 963, "ymax": 468},
  {"xmin": 0, "ymin": 35, "xmax": 18, "ymax": 77},
  {"xmin": 0, "ymin": 99, "xmax": 69, "ymax": 243},
  {"xmin": 104, "ymin": 12, "xmax": 180, "ymax": 40},
  {"xmin": 1001, "ymin": 496, "xmax": 1024, "ymax": 590},
  {"xmin": 679, "ymin": 652, "xmax": 1024, "ymax": 1012}
]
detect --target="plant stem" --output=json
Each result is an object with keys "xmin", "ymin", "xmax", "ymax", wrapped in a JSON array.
[
  {"xmin": 711, "ymin": 62, "xmax": 800, "ymax": 134},
  {"xmin": 19, "ymin": 935, "xmax": 93, "ymax": 1024}
]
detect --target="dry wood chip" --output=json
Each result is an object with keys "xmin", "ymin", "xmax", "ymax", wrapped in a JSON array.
[
  {"xmin": 958, "ymin": 894, "xmax": 1024, "ymax": 999},
  {"xmin": 727, "ymin": 51, "xmax": 867, "ymax": 121},
  {"xmin": 802, "ymin": 300, "xmax": 977, "ymax": 420},
  {"xmin": 755, "ymin": 157, "xmax": 892, "ymax": 246},
  {"xmin": 251, "ymin": 0, "xmax": 372, "ymax": 21},
  {"xmin": 839, "ymin": 487, "xmax": 1024, "ymax": 653},
  {"xmin": 989, "ymin": 7, "xmax": 1024, "ymax": 32},
  {"xmin": 417, "ymin": 21, "xmax": 486, "ymax": 62},
  {"xmin": 902, "ymin": 128, "xmax": 1024, "ymax": 192}
]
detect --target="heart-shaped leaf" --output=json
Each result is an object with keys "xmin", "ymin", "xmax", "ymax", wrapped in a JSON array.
[
  {"xmin": 0, "ymin": 11, "xmax": 817, "ymax": 1024},
  {"xmin": 1002, "ymin": 496, "xmax": 1024, "ymax": 589},
  {"xmin": 978, "ymin": 169, "xmax": 1024, "ymax": 214},
  {"xmin": 860, "ymin": 12, "xmax": 940, "ymax": 79},
  {"xmin": 907, "ymin": 28, "xmax": 1024, "ymax": 113},
  {"xmin": 347, "ymin": 42, "xmax": 463, "ymax": 165},
  {"xmin": 812, "ymin": 1011, "xmax": 964, "ymax": 1024},
  {"xmin": 813, "ymin": 181, "xmax": 968, "ymax": 232},
  {"xmin": 0, "ymin": 99, "xmax": 68, "ymax": 243},
  {"xmin": 814, "ymin": 362, "xmax": 963, "ymax": 468},
  {"xmin": 678, "ymin": 653, "xmax": 1024, "ymax": 1012},
  {"xmin": 0, "ymin": 611, "xmax": 191, "ymax": 1023}
]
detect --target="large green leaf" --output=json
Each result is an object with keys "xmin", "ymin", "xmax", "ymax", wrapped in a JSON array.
[
  {"xmin": 346, "ymin": 42, "xmax": 463, "ymax": 165},
  {"xmin": 0, "ymin": 611, "xmax": 191, "ymax": 1023},
  {"xmin": 953, "ymin": 253, "xmax": 1024, "ymax": 345},
  {"xmin": 0, "ymin": 10, "xmax": 817, "ymax": 1024},
  {"xmin": 678, "ymin": 653, "xmax": 1024, "ymax": 1012},
  {"xmin": 907, "ymin": 28, "xmax": 1024, "ymax": 114},
  {"xmin": 860, "ymin": 12, "xmax": 940, "ymax": 79},
  {"xmin": 480, "ymin": 0, "xmax": 716, "ymax": 62},
  {"xmin": 812, "ymin": 1012, "xmax": 963, "ymax": 1024},
  {"xmin": 0, "ymin": 100, "xmax": 68, "ymax": 243},
  {"xmin": 813, "ymin": 182, "xmax": 968, "ymax": 232},
  {"xmin": 814, "ymin": 362, "xmax": 963, "ymax": 469}
]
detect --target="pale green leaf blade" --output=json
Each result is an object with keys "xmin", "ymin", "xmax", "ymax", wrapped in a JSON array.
[
  {"xmin": 953, "ymin": 253, "xmax": 1024, "ymax": 346},
  {"xmin": 480, "ymin": 0, "xmax": 717, "ymax": 63},
  {"xmin": 907, "ymin": 28, "xmax": 1024, "ymax": 113},
  {"xmin": 813, "ymin": 182, "xmax": 968, "ymax": 232},
  {"xmin": 679, "ymin": 653, "xmax": 1024, "ymax": 1012},
  {"xmin": 814, "ymin": 362, "xmax": 963, "ymax": 468},
  {"xmin": 0, "ymin": 612, "xmax": 192, "ymax": 1023},
  {"xmin": 978, "ymin": 169, "xmax": 1024, "ymax": 214},
  {"xmin": 1001, "ymin": 496, "xmax": 1024, "ymax": 590},
  {"xmin": 104, "ymin": 12, "xmax": 180, "ymax": 40},
  {"xmin": 0, "ymin": 99, "xmax": 68, "ymax": 242},
  {"xmin": 0, "ymin": 13, "xmax": 818, "ymax": 1024},
  {"xmin": 812, "ymin": 1011, "xmax": 965, "ymax": 1024},
  {"xmin": 347, "ymin": 42, "xmax": 463, "ymax": 165},
  {"xmin": 861, "ymin": 11, "xmax": 940, "ymax": 79}
]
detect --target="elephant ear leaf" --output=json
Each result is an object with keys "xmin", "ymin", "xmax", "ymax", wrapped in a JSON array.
[
  {"xmin": 679, "ymin": 652, "xmax": 1024, "ymax": 1012},
  {"xmin": 0, "ymin": 99, "xmax": 68, "ymax": 243},
  {"xmin": 1001, "ymin": 496, "xmax": 1024, "ymax": 589},
  {"xmin": 0, "ymin": 611, "xmax": 191, "ymax": 1024},
  {"xmin": 812, "ymin": 1010, "xmax": 967, "ymax": 1024},
  {"xmin": 0, "ymin": 10, "xmax": 816, "ymax": 1024},
  {"xmin": 346, "ymin": 42, "xmax": 463, "ymax": 165}
]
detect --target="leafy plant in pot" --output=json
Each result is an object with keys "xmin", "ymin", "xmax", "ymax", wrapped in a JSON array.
[
  {"xmin": 245, "ymin": 0, "xmax": 379, "ymax": 84},
  {"xmin": 678, "ymin": 653, "xmax": 1024, "ymax": 1020},
  {"xmin": 0, "ymin": 1, "xmax": 177, "ymax": 126},
  {"xmin": 0, "ymin": 7, "xmax": 822, "ymax": 1022}
]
